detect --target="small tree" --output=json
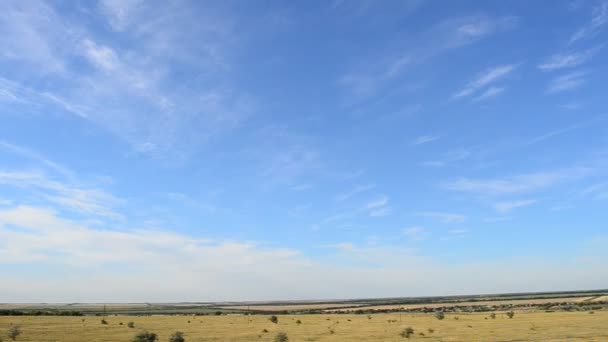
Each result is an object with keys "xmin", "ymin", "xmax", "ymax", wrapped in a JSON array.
[
  {"xmin": 506, "ymin": 311, "xmax": 515, "ymax": 319},
  {"xmin": 269, "ymin": 315, "xmax": 278, "ymax": 324},
  {"xmin": 434, "ymin": 311, "xmax": 445, "ymax": 320},
  {"xmin": 274, "ymin": 332, "xmax": 288, "ymax": 342},
  {"xmin": 133, "ymin": 331, "xmax": 157, "ymax": 342},
  {"xmin": 8, "ymin": 326, "xmax": 21, "ymax": 341},
  {"xmin": 169, "ymin": 331, "xmax": 185, "ymax": 342},
  {"xmin": 400, "ymin": 327, "xmax": 414, "ymax": 339}
]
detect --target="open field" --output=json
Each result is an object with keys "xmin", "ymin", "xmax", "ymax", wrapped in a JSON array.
[
  {"xmin": 326, "ymin": 296, "xmax": 600, "ymax": 312},
  {"xmin": 1, "ymin": 310, "xmax": 607, "ymax": 341}
]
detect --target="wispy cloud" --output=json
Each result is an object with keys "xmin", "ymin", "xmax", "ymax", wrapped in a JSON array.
[
  {"xmin": 580, "ymin": 182, "xmax": 608, "ymax": 200},
  {"xmin": 417, "ymin": 211, "xmax": 467, "ymax": 224},
  {"xmin": 452, "ymin": 64, "xmax": 518, "ymax": 99},
  {"xmin": 340, "ymin": 14, "xmax": 517, "ymax": 102},
  {"xmin": 366, "ymin": 196, "xmax": 391, "ymax": 217},
  {"xmin": 0, "ymin": 171, "xmax": 122, "ymax": 219},
  {"xmin": 0, "ymin": 1, "xmax": 252, "ymax": 160},
  {"xmin": 444, "ymin": 168, "xmax": 590, "ymax": 196},
  {"xmin": 335, "ymin": 184, "xmax": 375, "ymax": 202},
  {"xmin": 422, "ymin": 148, "xmax": 472, "ymax": 167},
  {"xmin": 472, "ymin": 86, "xmax": 506, "ymax": 102},
  {"xmin": 538, "ymin": 46, "xmax": 602, "ymax": 71},
  {"xmin": 402, "ymin": 226, "xmax": 428, "ymax": 240},
  {"xmin": 570, "ymin": 1, "xmax": 608, "ymax": 43},
  {"xmin": 522, "ymin": 118, "xmax": 601, "ymax": 146},
  {"xmin": 493, "ymin": 199, "xmax": 537, "ymax": 213},
  {"xmin": 546, "ymin": 71, "xmax": 587, "ymax": 93},
  {"xmin": 0, "ymin": 141, "xmax": 73, "ymax": 178},
  {"xmin": 410, "ymin": 135, "xmax": 439, "ymax": 146}
]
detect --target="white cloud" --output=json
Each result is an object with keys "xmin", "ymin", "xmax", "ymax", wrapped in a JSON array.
[
  {"xmin": 538, "ymin": 46, "xmax": 602, "ymax": 71},
  {"xmin": 0, "ymin": 205, "xmax": 607, "ymax": 302},
  {"xmin": 444, "ymin": 168, "xmax": 590, "ymax": 196},
  {"xmin": 402, "ymin": 226, "xmax": 428, "ymax": 240},
  {"xmin": 98, "ymin": 0, "xmax": 143, "ymax": 31},
  {"xmin": 472, "ymin": 86, "xmax": 505, "ymax": 102},
  {"xmin": 366, "ymin": 196, "xmax": 388, "ymax": 209},
  {"xmin": 81, "ymin": 39, "xmax": 120, "ymax": 71},
  {"xmin": 0, "ymin": 1, "xmax": 252, "ymax": 160},
  {"xmin": 570, "ymin": 1, "xmax": 608, "ymax": 43},
  {"xmin": 546, "ymin": 71, "xmax": 587, "ymax": 93},
  {"xmin": 417, "ymin": 211, "xmax": 467, "ymax": 224},
  {"xmin": 335, "ymin": 184, "xmax": 375, "ymax": 202},
  {"xmin": 366, "ymin": 196, "xmax": 390, "ymax": 217},
  {"xmin": 410, "ymin": 135, "xmax": 439, "ymax": 146},
  {"xmin": 0, "ymin": 171, "xmax": 121, "ymax": 219},
  {"xmin": 453, "ymin": 64, "xmax": 517, "ymax": 99},
  {"xmin": 493, "ymin": 199, "xmax": 537, "ymax": 213},
  {"xmin": 0, "ymin": 141, "xmax": 73, "ymax": 178},
  {"xmin": 339, "ymin": 15, "xmax": 517, "ymax": 102}
]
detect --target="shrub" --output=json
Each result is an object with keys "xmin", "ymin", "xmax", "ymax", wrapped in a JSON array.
[
  {"xmin": 490, "ymin": 313, "xmax": 496, "ymax": 319},
  {"xmin": 427, "ymin": 328, "xmax": 434, "ymax": 334},
  {"xmin": 133, "ymin": 331, "xmax": 157, "ymax": 342},
  {"xmin": 128, "ymin": 322, "xmax": 135, "ymax": 328},
  {"xmin": 169, "ymin": 331, "xmax": 185, "ymax": 342},
  {"xmin": 506, "ymin": 311, "xmax": 515, "ymax": 319},
  {"xmin": 434, "ymin": 311, "xmax": 445, "ymax": 320},
  {"xmin": 101, "ymin": 319, "xmax": 108, "ymax": 325},
  {"xmin": 269, "ymin": 315, "xmax": 278, "ymax": 324},
  {"xmin": 400, "ymin": 327, "xmax": 414, "ymax": 338},
  {"xmin": 453, "ymin": 316, "xmax": 459, "ymax": 320},
  {"xmin": 274, "ymin": 332, "xmax": 288, "ymax": 342},
  {"xmin": 296, "ymin": 320, "xmax": 302, "ymax": 324},
  {"xmin": 262, "ymin": 329, "xmax": 269, "ymax": 333},
  {"xmin": 8, "ymin": 326, "xmax": 21, "ymax": 341}
]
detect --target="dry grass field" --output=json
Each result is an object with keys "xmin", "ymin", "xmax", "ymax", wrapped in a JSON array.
[{"xmin": 1, "ymin": 310, "xmax": 607, "ymax": 341}]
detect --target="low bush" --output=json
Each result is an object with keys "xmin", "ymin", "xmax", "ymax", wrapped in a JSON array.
[
  {"xmin": 400, "ymin": 327, "xmax": 414, "ymax": 338},
  {"xmin": 274, "ymin": 332, "xmax": 288, "ymax": 342},
  {"xmin": 169, "ymin": 331, "xmax": 185, "ymax": 342},
  {"xmin": 8, "ymin": 326, "xmax": 21, "ymax": 341},
  {"xmin": 133, "ymin": 331, "xmax": 157, "ymax": 342}
]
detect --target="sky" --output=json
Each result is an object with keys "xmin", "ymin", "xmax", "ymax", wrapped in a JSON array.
[{"xmin": 0, "ymin": 0, "xmax": 607, "ymax": 303}]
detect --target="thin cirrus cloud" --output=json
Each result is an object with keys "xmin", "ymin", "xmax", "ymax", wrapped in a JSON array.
[
  {"xmin": 410, "ymin": 135, "xmax": 439, "ymax": 146},
  {"xmin": 443, "ymin": 168, "xmax": 590, "ymax": 196},
  {"xmin": 569, "ymin": 1, "xmax": 608, "ymax": 43},
  {"xmin": 366, "ymin": 196, "xmax": 391, "ymax": 217},
  {"xmin": 538, "ymin": 46, "xmax": 602, "ymax": 71},
  {"xmin": 339, "ymin": 14, "xmax": 518, "ymax": 102},
  {"xmin": 546, "ymin": 71, "xmax": 587, "ymax": 94},
  {"xmin": 0, "ymin": 0, "xmax": 252, "ymax": 160},
  {"xmin": 493, "ymin": 199, "xmax": 537, "ymax": 213},
  {"xmin": 417, "ymin": 211, "xmax": 467, "ymax": 224},
  {"xmin": 452, "ymin": 64, "xmax": 518, "ymax": 100}
]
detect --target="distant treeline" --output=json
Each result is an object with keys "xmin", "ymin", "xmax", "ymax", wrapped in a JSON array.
[{"xmin": 0, "ymin": 310, "xmax": 83, "ymax": 316}]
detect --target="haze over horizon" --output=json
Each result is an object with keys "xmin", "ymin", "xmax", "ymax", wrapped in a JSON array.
[{"xmin": 1, "ymin": 0, "xmax": 608, "ymax": 303}]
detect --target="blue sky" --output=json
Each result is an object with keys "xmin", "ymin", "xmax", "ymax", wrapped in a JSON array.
[{"xmin": 1, "ymin": 0, "xmax": 607, "ymax": 302}]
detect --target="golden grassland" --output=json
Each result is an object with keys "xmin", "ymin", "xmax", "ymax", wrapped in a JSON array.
[{"xmin": 1, "ymin": 310, "xmax": 607, "ymax": 341}]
